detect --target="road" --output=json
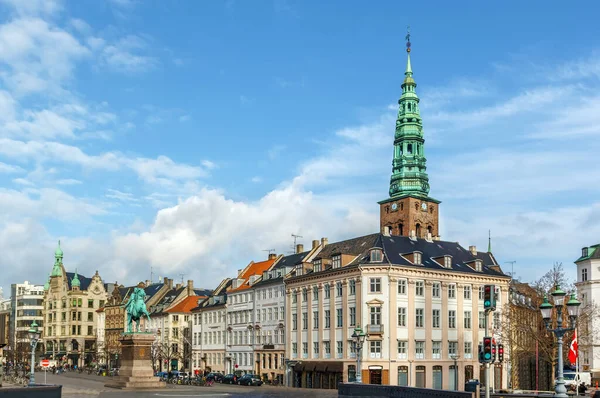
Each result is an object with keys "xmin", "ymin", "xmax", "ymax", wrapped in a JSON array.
[{"xmin": 19, "ymin": 372, "xmax": 338, "ymax": 398}]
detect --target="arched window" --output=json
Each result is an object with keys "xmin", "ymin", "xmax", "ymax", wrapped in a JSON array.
[
  {"xmin": 427, "ymin": 226, "xmax": 433, "ymax": 235},
  {"xmin": 398, "ymin": 223, "xmax": 404, "ymax": 236},
  {"xmin": 407, "ymin": 143, "xmax": 413, "ymax": 154},
  {"xmin": 415, "ymin": 223, "xmax": 421, "ymax": 237}
]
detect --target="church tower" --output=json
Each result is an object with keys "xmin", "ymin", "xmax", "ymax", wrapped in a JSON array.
[{"xmin": 379, "ymin": 31, "xmax": 441, "ymax": 239}]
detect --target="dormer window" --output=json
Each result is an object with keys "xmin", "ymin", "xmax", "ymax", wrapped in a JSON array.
[
  {"xmin": 475, "ymin": 260, "xmax": 482, "ymax": 272},
  {"xmin": 313, "ymin": 260, "xmax": 322, "ymax": 272},
  {"xmin": 414, "ymin": 252, "xmax": 422, "ymax": 265},
  {"xmin": 444, "ymin": 256, "xmax": 452, "ymax": 268},
  {"xmin": 370, "ymin": 249, "xmax": 383, "ymax": 262},
  {"xmin": 296, "ymin": 264, "xmax": 303, "ymax": 276},
  {"xmin": 582, "ymin": 247, "xmax": 588, "ymax": 257},
  {"xmin": 332, "ymin": 255, "xmax": 341, "ymax": 269}
]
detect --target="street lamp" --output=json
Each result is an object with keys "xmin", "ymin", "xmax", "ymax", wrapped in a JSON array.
[
  {"xmin": 450, "ymin": 354, "xmax": 459, "ymax": 390},
  {"xmin": 28, "ymin": 321, "xmax": 40, "ymax": 386},
  {"xmin": 539, "ymin": 287, "xmax": 581, "ymax": 398},
  {"xmin": 351, "ymin": 325, "xmax": 366, "ymax": 383}
]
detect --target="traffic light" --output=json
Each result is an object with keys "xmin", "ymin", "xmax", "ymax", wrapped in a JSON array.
[
  {"xmin": 482, "ymin": 336, "xmax": 493, "ymax": 363},
  {"xmin": 484, "ymin": 284, "xmax": 496, "ymax": 311},
  {"xmin": 478, "ymin": 343, "xmax": 484, "ymax": 363},
  {"xmin": 492, "ymin": 344, "xmax": 497, "ymax": 362},
  {"xmin": 498, "ymin": 344, "xmax": 504, "ymax": 362}
]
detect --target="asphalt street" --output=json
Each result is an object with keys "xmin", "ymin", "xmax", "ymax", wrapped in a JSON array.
[{"xmin": 18, "ymin": 372, "xmax": 339, "ymax": 398}]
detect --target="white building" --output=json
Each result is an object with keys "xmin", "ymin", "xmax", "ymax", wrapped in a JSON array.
[
  {"xmin": 191, "ymin": 279, "xmax": 229, "ymax": 374},
  {"xmin": 575, "ymin": 244, "xmax": 600, "ymax": 379},
  {"xmin": 226, "ymin": 255, "xmax": 279, "ymax": 375},
  {"xmin": 10, "ymin": 280, "xmax": 45, "ymax": 364},
  {"xmin": 96, "ymin": 308, "xmax": 106, "ymax": 365}
]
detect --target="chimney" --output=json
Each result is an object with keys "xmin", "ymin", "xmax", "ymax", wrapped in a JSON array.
[
  {"xmin": 312, "ymin": 240, "xmax": 319, "ymax": 249},
  {"xmin": 469, "ymin": 245, "xmax": 477, "ymax": 256},
  {"xmin": 176, "ymin": 283, "xmax": 182, "ymax": 290},
  {"xmin": 168, "ymin": 278, "xmax": 173, "ymax": 289},
  {"xmin": 383, "ymin": 226, "xmax": 391, "ymax": 237},
  {"xmin": 321, "ymin": 237, "xmax": 328, "ymax": 246},
  {"xmin": 268, "ymin": 253, "xmax": 277, "ymax": 260},
  {"xmin": 425, "ymin": 232, "xmax": 433, "ymax": 242},
  {"xmin": 187, "ymin": 279, "xmax": 194, "ymax": 296},
  {"xmin": 237, "ymin": 269, "xmax": 243, "ymax": 277},
  {"xmin": 145, "ymin": 280, "xmax": 151, "ymax": 287},
  {"xmin": 296, "ymin": 244, "xmax": 304, "ymax": 254},
  {"xmin": 163, "ymin": 277, "xmax": 168, "ymax": 285}
]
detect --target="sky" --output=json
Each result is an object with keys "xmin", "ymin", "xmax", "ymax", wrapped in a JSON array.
[{"xmin": 0, "ymin": 0, "xmax": 599, "ymax": 296}]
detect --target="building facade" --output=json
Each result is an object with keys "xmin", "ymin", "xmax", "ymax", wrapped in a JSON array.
[
  {"xmin": 575, "ymin": 244, "xmax": 600, "ymax": 380},
  {"xmin": 8, "ymin": 280, "xmax": 44, "ymax": 364},
  {"xmin": 42, "ymin": 242, "xmax": 109, "ymax": 367},
  {"xmin": 0, "ymin": 297, "xmax": 10, "ymax": 363},
  {"xmin": 225, "ymin": 255, "xmax": 279, "ymax": 375}
]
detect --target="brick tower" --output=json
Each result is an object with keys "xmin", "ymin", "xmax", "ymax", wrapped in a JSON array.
[{"xmin": 378, "ymin": 31, "xmax": 440, "ymax": 239}]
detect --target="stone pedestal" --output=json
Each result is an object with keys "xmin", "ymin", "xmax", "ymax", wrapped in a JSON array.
[{"xmin": 104, "ymin": 333, "xmax": 165, "ymax": 390}]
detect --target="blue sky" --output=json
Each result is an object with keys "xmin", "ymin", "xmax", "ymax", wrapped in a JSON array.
[{"xmin": 0, "ymin": 0, "xmax": 599, "ymax": 295}]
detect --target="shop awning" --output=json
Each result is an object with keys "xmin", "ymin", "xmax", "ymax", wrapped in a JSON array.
[{"xmin": 294, "ymin": 361, "xmax": 344, "ymax": 373}]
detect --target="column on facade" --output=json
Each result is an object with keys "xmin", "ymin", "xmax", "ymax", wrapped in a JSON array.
[
  {"xmin": 407, "ymin": 279, "xmax": 416, "ymax": 387},
  {"xmin": 424, "ymin": 279, "xmax": 433, "ymax": 388},
  {"xmin": 441, "ymin": 282, "xmax": 449, "ymax": 390},
  {"xmin": 329, "ymin": 283, "xmax": 336, "ymax": 365},
  {"xmin": 455, "ymin": 282, "xmax": 465, "ymax": 390},
  {"xmin": 389, "ymin": 277, "xmax": 399, "ymax": 385},
  {"xmin": 307, "ymin": 284, "xmax": 313, "ymax": 363},
  {"xmin": 341, "ymin": 279, "xmax": 349, "ymax": 382}
]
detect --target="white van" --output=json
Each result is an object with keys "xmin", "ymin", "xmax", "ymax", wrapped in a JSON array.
[{"xmin": 561, "ymin": 372, "xmax": 591, "ymax": 387}]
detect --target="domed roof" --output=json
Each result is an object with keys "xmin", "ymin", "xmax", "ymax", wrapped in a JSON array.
[
  {"xmin": 43, "ymin": 276, "xmax": 50, "ymax": 291},
  {"xmin": 71, "ymin": 269, "xmax": 80, "ymax": 288}
]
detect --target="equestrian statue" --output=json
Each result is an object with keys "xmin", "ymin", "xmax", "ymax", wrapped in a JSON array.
[{"xmin": 121, "ymin": 282, "xmax": 151, "ymax": 333}]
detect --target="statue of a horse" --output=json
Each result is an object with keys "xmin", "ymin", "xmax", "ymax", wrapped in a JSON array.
[{"xmin": 122, "ymin": 285, "xmax": 151, "ymax": 333}]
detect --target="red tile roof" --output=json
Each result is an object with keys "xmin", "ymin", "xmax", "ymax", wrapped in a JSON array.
[
  {"xmin": 166, "ymin": 295, "xmax": 207, "ymax": 313},
  {"xmin": 228, "ymin": 258, "xmax": 277, "ymax": 293}
]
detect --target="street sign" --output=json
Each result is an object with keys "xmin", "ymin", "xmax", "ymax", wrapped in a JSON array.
[{"xmin": 41, "ymin": 359, "xmax": 50, "ymax": 368}]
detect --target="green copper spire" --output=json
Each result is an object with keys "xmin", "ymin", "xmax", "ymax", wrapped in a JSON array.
[
  {"xmin": 71, "ymin": 268, "xmax": 80, "ymax": 288},
  {"xmin": 43, "ymin": 275, "xmax": 50, "ymax": 291},
  {"xmin": 51, "ymin": 240, "xmax": 63, "ymax": 277},
  {"xmin": 387, "ymin": 29, "xmax": 434, "ymax": 199}
]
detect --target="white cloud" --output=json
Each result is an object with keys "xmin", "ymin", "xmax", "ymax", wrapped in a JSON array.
[
  {"xmin": 106, "ymin": 188, "xmax": 138, "ymax": 203},
  {"xmin": 201, "ymin": 160, "xmax": 216, "ymax": 170},
  {"xmin": 0, "ymin": 0, "xmax": 63, "ymax": 17},
  {"xmin": 99, "ymin": 35, "xmax": 157, "ymax": 74},
  {"xmin": 12, "ymin": 178, "xmax": 33, "ymax": 186},
  {"xmin": 267, "ymin": 144, "xmax": 286, "ymax": 160},
  {"xmin": 56, "ymin": 178, "xmax": 82, "ymax": 185},
  {"xmin": 0, "ymin": 161, "xmax": 24, "ymax": 173},
  {"xmin": 251, "ymin": 176, "xmax": 262, "ymax": 183}
]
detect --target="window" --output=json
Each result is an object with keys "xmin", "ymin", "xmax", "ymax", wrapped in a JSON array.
[
  {"xmin": 349, "ymin": 280, "xmax": 356, "ymax": 295},
  {"xmin": 87, "ymin": 325, "xmax": 93, "ymax": 335},
  {"xmin": 87, "ymin": 312, "xmax": 93, "ymax": 321},
  {"xmin": 475, "ymin": 260, "xmax": 482, "ymax": 272},
  {"xmin": 370, "ymin": 249, "xmax": 383, "ymax": 262},
  {"xmin": 397, "ymin": 340, "xmax": 407, "ymax": 359},
  {"xmin": 448, "ymin": 310, "xmax": 456, "ymax": 329},
  {"xmin": 398, "ymin": 279, "xmax": 407, "ymax": 294},
  {"xmin": 398, "ymin": 307, "xmax": 406, "ymax": 327},
  {"xmin": 348, "ymin": 365, "xmax": 356, "ymax": 382},
  {"xmin": 448, "ymin": 284, "xmax": 456, "ymax": 299},
  {"xmin": 464, "ymin": 342, "xmax": 472, "ymax": 359},
  {"xmin": 415, "ymin": 365, "xmax": 426, "ymax": 388},
  {"xmin": 464, "ymin": 311, "xmax": 472, "ymax": 329},
  {"xmin": 449, "ymin": 341, "xmax": 458, "ymax": 357},
  {"xmin": 415, "ymin": 281, "xmax": 424, "ymax": 296},
  {"xmin": 582, "ymin": 268, "xmax": 588, "ymax": 282},
  {"xmin": 350, "ymin": 307, "xmax": 356, "ymax": 326},
  {"xmin": 313, "ymin": 287, "xmax": 318, "ymax": 300},
  {"xmin": 432, "ymin": 309, "xmax": 440, "ymax": 328},
  {"xmin": 479, "ymin": 311, "xmax": 485, "ymax": 329},
  {"xmin": 324, "ymin": 341, "xmax": 331, "ymax": 354},
  {"xmin": 370, "ymin": 341, "xmax": 381, "ymax": 357},
  {"xmin": 302, "ymin": 312, "xmax": 308, "ymax": 330},
  {"xmin": 302, "ymin": 342, "xmax": 308, "ymax": 356},
  {"xmin": 313, "ymin": 260, "xmax": 321, "ymax": 273},
  {"xmin": 313, "ymin": 342, "xmax": 319, "ymax": 355},
  {"xmin": 464, "ymin": 285, "xmax": 472, "ymax": 300},
  {"xmin": 292, "ymin": 313, "xmax": 297, "ymax": 330},
  {"xmin": 370, "ymin": 306, "xmax": 381, "ymax": 325},
  {"xmin": 325, "ymin": 310, "xmax": 331, "ymax": 328},
  {"xmin": 292, "ymin": 292, "xmax": 297, "ymax": 304},
  {"xmin": 302, "ymin": 289, "xmax": 308, "ymax": 302},
  {"xmin": 414, "ymin": 252, "xmax": 422, "ymax": 265},
  {"xmin": 324, "ymin": 284, "xmax": 330, "ymax": 299},
  {"xmin": 493, "ymin": 313, "xmax": 500, "ymax": 330},
  {"xmin": 398, "ymin": 366, "xmax": 408, "ymax": 386},
  {"xmin": 336, "ymin": 282, "xmax": 343, "ymax": 297},
  {"xmin": 332, "ymin": 255, "xmax": 341, "ymax": 268},
  {"xmin": 432, "ymin": 341, "xmax": 441, "ymax": 359},
  {"xmin": 479, "ymin": 286, "xmax": 485, "ymax": 300},
  {"xmin": 336, "ymin": 309, "xmax": 343, "ymax": 327},
  {"xmin": 432, "ymin": 283, "xmax": 440, "ymax": 298},
  {"xmin": 336, "ymin": 341, "xmax": 343, "ymax": 357},
  {"xmin": 313, "ymin": 311, "xmax": 319, "ymax": 329},
  {"xmin": 415, "ymin": 341, "xmax": 425, "ymax": 359},
  {"xmin": 444, "ymin": 256, "xmax": 452, "ymax": 268},
  {"xmin": 432, "ymin": 366, "xmax": 443, "ymax": 390},
  {"xmin": 370, "ymin": 278, "xmax": 381, "ymax": 293},
  {"xmin": 415, "ymin": 308, "xmax": 424, "ymax": 328},
  {"xmin": 582, "ymin": 247, "xmax": 589, "ymax": 257},
  {"xmin": 292, "ymin": 343, "xmax": 297, "ymax": 355},
  {"xmin": 88, "ymin": 299, "xmax": 94, "ymax": 308}
]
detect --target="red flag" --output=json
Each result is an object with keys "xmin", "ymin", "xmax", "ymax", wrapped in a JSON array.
[{"xmin": 568, "ymin": 329, "xmax": 578, "ymax": 364}]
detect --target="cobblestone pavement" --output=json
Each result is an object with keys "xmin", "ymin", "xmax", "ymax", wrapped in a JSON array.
[{"xmin": 4, "ymin": 372, "xmax": 338, "ymax": 398}]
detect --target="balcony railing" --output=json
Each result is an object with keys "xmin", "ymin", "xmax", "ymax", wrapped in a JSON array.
[{"xmin": 367, "ymin": 324, "xmax": 384, "ymax": 334}]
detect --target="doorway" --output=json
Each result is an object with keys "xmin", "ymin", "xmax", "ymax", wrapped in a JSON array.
[{"xmin": 369, "ymin": 368, "xmax": 382, "ymax": 384}]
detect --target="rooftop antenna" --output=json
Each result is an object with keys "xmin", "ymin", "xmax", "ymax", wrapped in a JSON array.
[
  {"xmin": 150, "ymin": 266, "xmax": 153, "ymax": 284},
  {"xmin": 263, "ymin": 249, "xmax": 276, "ymax": 257},
  {"xmin": 290, "ymin": 233, "xmax": 303, "ymax": 253},
  {"xmin": 505, "ymin": 261, "xmax": 516, "ymax": 279},
  {"xmin": 178, "ymin": 273, "xmax": 185, "ymax": 285}
]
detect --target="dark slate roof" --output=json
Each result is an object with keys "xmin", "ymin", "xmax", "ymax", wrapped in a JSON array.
[
  {"xmin": 273, "ymin": 251, "xmax": 310, "ymax": 269},
  {"xmin": 349, "ymin": 234, "xmax": 506, "ymax": 277},
  {"xmin": 252, "ymin": 275, "xmax": 283, "ymax": 288},
  {"xmin": 314, "ymin": 233, "xmax": 380, "ymax": 260},
  {"xmin": 118, "ymin": 282, "xmax": 165, "ymax": 304},
  {"xmin": 149, "ymin": 287, "xmax": 185, "ymax": 315},
  {"xmin": 194, "ymin": 288, "xmax": 212, "ymax": 297},
  {"xmin": 65, "ymin": 272, "xmax": 92, "ymax": 291}
]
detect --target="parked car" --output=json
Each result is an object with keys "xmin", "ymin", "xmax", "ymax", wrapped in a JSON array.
[
  {"xmin": 206, "ymin": 372, "xmax": 223, "ymax": 382},
  {"xmin": 221, "ymin": 374, "xmax": 236, "ymax": 384},
  {"xmin": 238, "ymin": 374, "xmax": 262, "ymax": 386}
]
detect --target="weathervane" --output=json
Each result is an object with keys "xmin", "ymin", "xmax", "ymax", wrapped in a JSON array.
[{"xmin": 405, "ymin": 26, "xmax": 411, "ymax": 53}]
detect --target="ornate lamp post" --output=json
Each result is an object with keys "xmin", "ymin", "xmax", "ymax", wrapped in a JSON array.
[
  {"xmin": 450, "ymin": 354, "xmax": 459, "ymax": 390},
  {"xmin": 351, "ymin": 325, "xmax": 366, "ymax": 383},
  {"xmin": 28, "ymin": 321, "xmax": 40, "ymax": 386},
  {"xmin": 539, "ymin": 287, "xmax": 581, "ymax": 398}
]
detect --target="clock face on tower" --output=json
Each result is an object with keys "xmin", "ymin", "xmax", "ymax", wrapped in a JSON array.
[
  {"xmin": 421, "ymin": 202, "xmax": 427, "ymax": 211},
  {"xmin": 391, "ymin": 203, "xmax": 398, "ymax": 211}
]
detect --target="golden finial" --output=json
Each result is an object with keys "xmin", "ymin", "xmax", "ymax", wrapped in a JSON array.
[{"xmin": 405, "ymin": 26, "xmax": 411, "ymax": 53}]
